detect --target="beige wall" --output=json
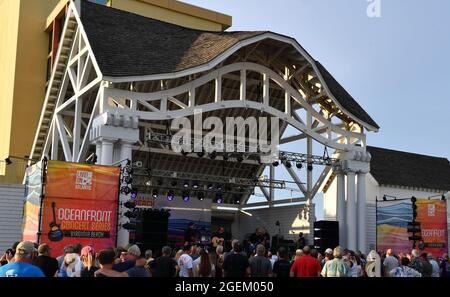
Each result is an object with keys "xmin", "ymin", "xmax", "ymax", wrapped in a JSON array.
[{"xmin": 111, "ymin": 0, "xmax": 230, "ymax": 31}]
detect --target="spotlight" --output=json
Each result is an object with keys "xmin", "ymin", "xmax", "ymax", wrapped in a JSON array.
[
  {"xmin": 207, "ymin": 184, "xmax": 214, "ymax": 190},
  {"xmin": 216, "ymin": 184, "xmax": 223, "ymax": 191},
  {"xmin": 182, "ymin": 191, "xmax": 190, "ymax": 202},
  {"xmin": 197, "ymin": 192, "xmax": 205, "ymax": 201},
  {"xmin": 285, "ymin": 161, "xmax": 292, "ymax": 168},
  {"xmin": 209, "ymin": 151, "xmax": 217, "ymax": 160},
  {"xmin": 272, "ymin": 161, "xmax": 279, "ymax": 167},
  {"xmin": 382, "ymin": 195, "xmax": 387, "ymax": 201},
  {"xmin": 192, "ymin": 181, "xmax": 199, "ymax": 189},
  {"xmin": 197, "ymin": 151, "xmax": 205, "ymax": 158},
  {"xmin": 233, "ymin": 194, "xmax": 241, "ymax": 204},
  {"xmin": 296, "ymin": 162, "xmax": 303, "ymax": 169},
  {"xmin": 307, "ymin": 163, "xmax": 313, "ymax": 171},
  {"xmin": 167, "ymin": 190, "xmax": 174, "ymax": 201},
  {"xmin": 130, "ymin": 189, "xmax": 138, "ymax": 199},
  {"xmin": 236, "ymin": 155, "xmax": 243, "ymax": 162},
  {"xmin": 145, "ymin": 180, "xmax": 152, "ymax": 186},
  {"xmin": 4, "ymin": 157, "xmax": 12, "ymax": 165},
  {"xmin": 183, "ymin": 181, "xmax": 190, "ymax": 188},
  {"xmin": 214, "ymin": 193, "xmax": 223, "ymax": 204},
  {"xmin": 121, "ymin": 186, "xmax": 131, "ymax": 195},
  {"xmin": 152, "ymin": 189, "xmax": 158, "ymax": 198},
  {"xmin": 171, "ymin": 180, "xmax": 177, "ymax": 187}
]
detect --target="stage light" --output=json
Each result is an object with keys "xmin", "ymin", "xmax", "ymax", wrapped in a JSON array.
[
  {"xmin": 167, "ymin": 190, "xmax": 174, "ymax": 201},
  {"xmin": 285, "ymin": 161, "xmax": 292, "ymax": 168},
  {"xmin": 152, "ymin": 189, "xmax": 158, "ymax": 198},
  {"xmin": 4, "ymin": 157, "xmax": 12, "ymax": 165},
  {"xmin": 121, "ymin": 186, "xmax": 131, "ymax": 195},
  {"xmin": 192, "ymin": 181, "xmax": 199, "ymax": 189},
  {"xmin": 124, "ymin": 210, "xmax": 138, "ymax": 219},
  {"xmin": 209, "ymin": 151, "xmax": 217, "ymax": 160},
  {"xmin": 145, "ymin": 180, "xmax": 152, "ymax": 186},
  {"xmin": 236, "ymin": 155, "xmax": 244, "ymax": 162},
  {"xmin": 296, "ymin": 162, "xmax": 303, "ymax": 169},
  {"xmin": 233, "ymin": 194, "xmax": 241, "ymax": 204},
  {"xmin": 272, "ymin": 161, "xmax": 279, "ymax": 167},
  {"xmin": 181, "ymin": 150, "xmax": 189, "ymax": 156},
  {"xmin": 215, "ymin": 193, "xmax": 223, "ymax": 204},
  {"xmin": 197, "ymin": 192, "xmax": 205, "ymax": 201},
  {"xmin": 183, "ymin": 181, "xmax": 190, "ymax": 188},
  {"xmin": 307, "ymin": 163, "xmax": 313, "ymax": 171},
  {"xmin": 411, "ymin": 196, "xmax": 417, "ymax": 203},
  {"xmin": 171, "ymin": 180, "xmax": 177, "ymax": 187},
  {"xmin": 207, "ymin": 184, "xmax": 213, "ymax": 190},
  {"xmin": 123, "ymin": 176, "xmax": 133, "ymax": 184},
  {"xmin": 442, "ymin": 195, "xmax": 446, "ymax": 201},
  {"xmin": 197, "ymin": 151, "xmax": 205, "ymax": 158},
  {"xmin": 216, "ymin": 184, "xmax": 223, "ymax": 191},
  {"xmin": 182, "ymin": 191, "xmax": 190, "ymax": 202},
  {"xmin": 130, "ymin": 189, "xmax": 138, "ymax": 199}
]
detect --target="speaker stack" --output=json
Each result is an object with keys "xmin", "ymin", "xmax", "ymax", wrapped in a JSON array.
[
  {"xmin": 313, "ymin": 220, "xmax": 339, "ymax": 253},
  {"xmin": 134, "ymin": 209, "xmax": 170, "ymax": 254}
]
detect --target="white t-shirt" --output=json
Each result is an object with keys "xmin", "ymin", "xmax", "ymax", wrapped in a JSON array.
[{"xmin": 178, "ymin": 254, "xmax": 193, "ymax": 277}]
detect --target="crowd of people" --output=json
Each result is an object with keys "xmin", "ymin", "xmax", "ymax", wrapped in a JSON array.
[{"xmin": 1, "ymin": 239, "xmax": 450, "ymax": 277}]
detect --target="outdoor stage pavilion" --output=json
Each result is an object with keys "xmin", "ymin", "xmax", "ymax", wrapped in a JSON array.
[{"xmin": 28, "ymin": 0, "xmax": 380, "ymax": 252}]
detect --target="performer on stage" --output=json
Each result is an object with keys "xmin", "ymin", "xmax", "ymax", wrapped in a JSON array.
[
  {"xmin": 211, "ymin": 226, "xmax": 231, "ymax": 250},
  {"xmin": 249, "ymin": 227, "xmax": 270, "ymax": 251},
  {"xmin": 184, "ymin": 222, "xmax": 197, "ymax": 245}
]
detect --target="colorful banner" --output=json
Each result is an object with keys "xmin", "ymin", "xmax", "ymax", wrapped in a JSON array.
[
  {"xmin": 22, "ymin": 161, "xmax": 44, "ymax": 242},
  {"xmin": 416, "ymin": 198, "xmax": 448, "ymax": 257},
  {"xmin": 40, "ymin": 161, "xmax": 120, "ymax": 255},
  {"xmin": 376, "ymin": 200, "xmax": 412, "ymax": 254}
]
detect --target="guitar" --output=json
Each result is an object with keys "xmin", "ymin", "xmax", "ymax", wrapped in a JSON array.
[
  {"xmin": 211, "ymin": 236, "xmax": 225, "ymax": 247},
  {"xmin": 48, "ymin": 202, "xmax": 63, "ymax": 242}
]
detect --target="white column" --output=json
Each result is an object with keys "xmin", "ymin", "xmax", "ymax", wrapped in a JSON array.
[
  {"xmin": 100, "ymin": 139, "xmax": 114, "ymax": 165},
  {"xmin": 357, "ymin": 172, "xmax": 367, "ymax": 253},
  {"xmin": 117, "ymin": 141, "xmax": 134, "ymax": 248},
  {"xmin": 336, "ymin": 170, "xmax": 346, "ymax": 247},
  {"xmin": 346, "ymin": 171, "xmax": 357, "ymax": 250},
  {"xmin": 95, "ymin": 141, "xmax": 102, "ymax": 165}
]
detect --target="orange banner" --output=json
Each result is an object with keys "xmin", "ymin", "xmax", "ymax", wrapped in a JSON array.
[
  {"xmin": 41, "ymin": 161, "xmax": 120, "ymax": 255},
  {"xmin": 416, "ymin": 198, "xmax": 448, "ymax": 257}
]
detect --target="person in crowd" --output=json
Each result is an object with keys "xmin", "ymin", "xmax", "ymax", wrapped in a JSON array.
[
  {"xmin": 32, "ymin": 243, "xmax": 59, "ymax": 277},
  {"xmin": 409, "ymin": 249, "xmax": 424, "ymax": 275},
  {"xmin": 178, "ymin": 245, "xmax": 194, "ymax": 277},
  {"xmin": 195, "ymin": 248, "xmax": 215, "ymax": 277},
  {"xmin": 56, "ymin": 244, "xmax": 74, "ymax": 269},
  {"xmin": 439, "ymin": 253, "xmax": 450, "ymax": 277},
  {"xmin": 267, "ymin": 251, "xmax": 277, "ymax": 269},
  {"xmin": 94, "ymin": 249, "xmax": 117, "ymax": 277},
  {"xmin": 184, "ymin": 222, "xmax": 197, "ymax": 245},
  {"xmin": 382, "ymin": 248, "xmax": 398, "ymax": 277},
  {"xmin": 321, "ymin": 246, "xmax": 350, "ymax": 277},
  {"xmin": 419, "ymin": 252, "xmax": 432, "ymax": 277},
  {"xmin": 290, "ymin": 246, "xmax": 321, "ymax": 277},
  {"xmin": 112, "ymin": 244, "xmax": 141, "ymax": 272},
  {"xmin": 191, "ymin": 244, "xmax": 201, "ymax": 261},
  {"xmin": 214, "ymin": 245, "xmax": 224, "ymax": 277},
  {"xmin": 292, "ymin": 249, "xmax": 303, "ymax": 264},
  {"xmin": 349, "ymin": 251, "xmax": 363, "ymax": 277},
  {"xmin": 98, "ymin": 255, "xmax": 150, "ymax": 277},
  {"xmin": 80, "ymin": 245, "xmax": 98, "ymax": 277},
  {"xmin": 174, "ymin": 249, "xmax": 184, "ymax": 277},
  {"xmin": 356, "ymin": 250, "xmax": 366, "ymax": 270},
  {"xmin": 151, "ymin": 246, "xmax": 177, "ymax": 277},
  {"xmin": 114, "ymin": 247, "xmax": 127, "ymax": 263},
  {"xmin": 296, "ymin": 232, "xmax": 306, "ymax": 250},
  {"xmin": 365, "ymin": 250, "xmax": 381, "ymax": 277},
  {"xmin": 224, "ymin": 239, "xmax": 247, "ymax": 259},
  {"xmin": 427, "ymin": 253, "xmax": 440, "ymax": 277},
  {"xmin": 322, "ymin": 248, "xmax": 333, "ymax": 267},
  {"xmin": 145, "ymin": 249, "xmax": 154, "ymax": 266},
  {"xmin": 61, "ymin": 252, "xmax": 84, "ymax": 277},
  {"xmin": 0, "ymin": 241, "xmax": 44, "ymax": 277},
  {"xmin": 249, "ymin": 244, "xmax": 272, "ymax": 277},
  {"xmin": 272, "ymin": 247, "xmax": 291, "ymax": 277},
  {"xmin": 223, "ymin": 242, "xmax": 249, "ymax": 277},
  {"xmin": 389, "ymin": 256, "xmax": 421, "ymax": 277},
  {"xmin": 0, "ymin": 243, "xmax": 18, "ymax": 266}
]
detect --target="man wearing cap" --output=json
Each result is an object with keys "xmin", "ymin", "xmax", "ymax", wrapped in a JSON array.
[
  {"xmin": 0, "ymin": 241, "xmax": 44, "ymax": 277},
  {"xmin": 32, "ymin": 243, "xmax": 59, "ymax": 277}
]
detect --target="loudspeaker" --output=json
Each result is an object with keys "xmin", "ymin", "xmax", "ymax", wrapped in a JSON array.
[
  {"xmin": 135, "ymin": 209, "xmax": 170, "ymax": 253},
  {"xmin": 313, "ymin": 220, "xmax": 339, "ymax": 253}
]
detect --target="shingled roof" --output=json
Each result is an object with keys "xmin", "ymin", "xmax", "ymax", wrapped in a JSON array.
[
  {"xmin": 79, "ymin": 1, "xmax": 379, "ymax": 130},
  {"xmin": 367, "ymin": 146, "xmax": 450, "ymax": 191}
]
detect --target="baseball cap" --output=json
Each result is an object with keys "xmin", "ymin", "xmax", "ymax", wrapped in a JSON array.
[
  {"xmin": 81, "ymin": 245, "xmax": 96, "ymax": 257},
  {"xmin": 325, "ymin": 248, "xmax": 333, "ymax": 254},
  {"xmin": 16, "ymin": 241, "xmax": 37, "ymax": 255},
  {"xmin": 127, "ymin": 244, "xmax": 141, "ymax": 257}
]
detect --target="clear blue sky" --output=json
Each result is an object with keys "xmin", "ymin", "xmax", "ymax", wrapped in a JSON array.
[{"xmin": 183, "ymin": 0, "xmax": 450, "ymax": 218}]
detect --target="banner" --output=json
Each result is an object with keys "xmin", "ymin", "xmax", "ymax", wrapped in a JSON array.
[
  {"xmin": 41, "ymin": 161, "xmax": 120, "ymax": 255},
  {"xmin": 416, "ymin": 198, "xmax": 448, "ymax": 257},
  {"xmin": 376, "ymin": 200, "xmax": 412, "ymax": 254},
  {"xmin": 22, "ymin": 161, "xmax": 43, "ymax": 242}
]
